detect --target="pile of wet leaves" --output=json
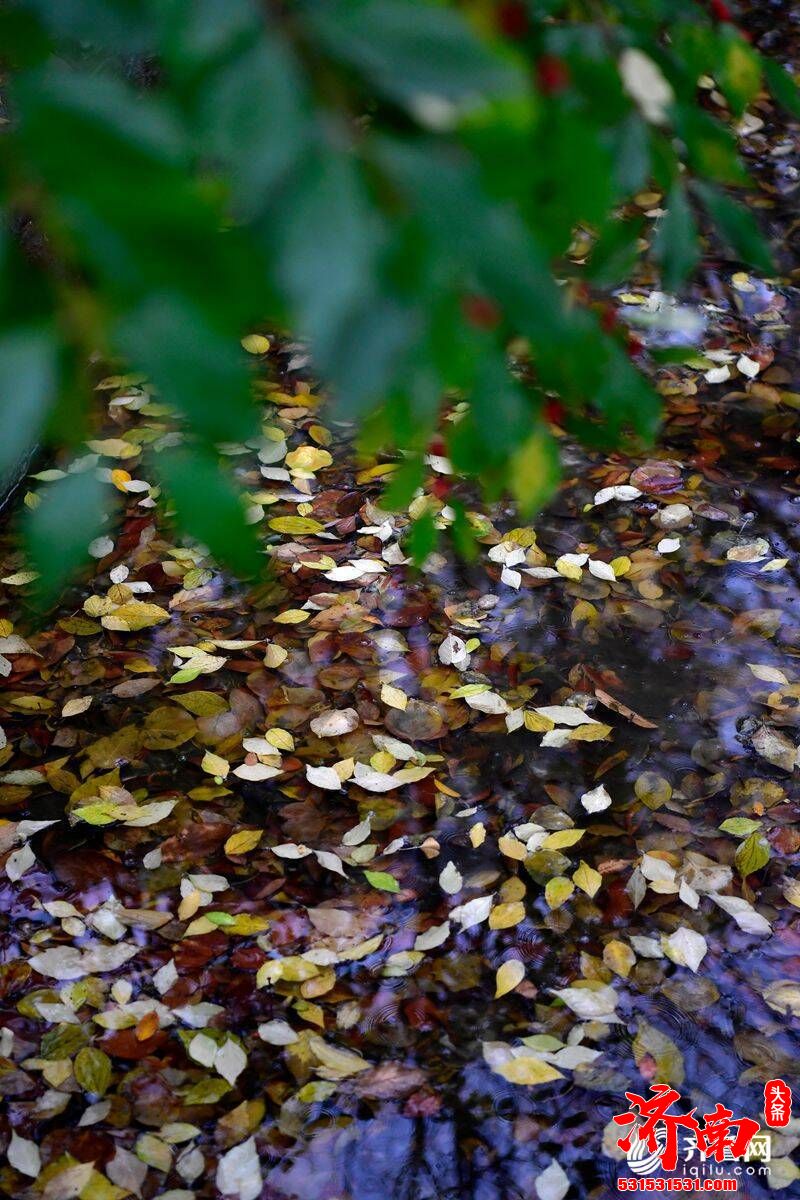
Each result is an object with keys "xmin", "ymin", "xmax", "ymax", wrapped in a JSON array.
[{"xmin": 1, "ymin": 281, "xmax": 800, "ymax": 1199}]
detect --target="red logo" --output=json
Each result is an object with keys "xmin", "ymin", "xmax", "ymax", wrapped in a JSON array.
[
  {"xmin": 764, "ymin": 1079, "xmax": 792, "ymax": 1128},
  {"xmin": 614, "ymin": 1084, "xmax": 760, "ymax": 1172}
]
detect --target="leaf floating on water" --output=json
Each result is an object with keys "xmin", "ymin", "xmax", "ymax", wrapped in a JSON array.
[
  {"xmin": 662, "ymin": 927, "xmax": 707, "ymax": 973},
  {"xmin": 495, "ymin": 959, "xmax": 525, "ymax": 998},
  {"xmin": 493, "ymin": 1056, "xmax": 563, "ymax": 1086},
  {"xmin": 535, "ymin": 1159, "xmax": 571, "ymax": 1200}
]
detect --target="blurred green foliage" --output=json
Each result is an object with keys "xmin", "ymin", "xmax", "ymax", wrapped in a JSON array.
[{"xmin": 0, "ymin": 0, "xmax": 797, "ymax": 589}]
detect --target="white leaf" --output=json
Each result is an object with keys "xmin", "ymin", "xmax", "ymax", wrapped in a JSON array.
[
  {"xmin": 257, "ymin": 1020, "xmax": 298, "ymax": 1045},
  {"xmin": 552, "ymin": 984, "xmax": 618, "ymax": 1018},
  {"xmin": 657, "ymin": 537, "xmax": 681, "ymax": 554},
  {"xmin": 306, "ymin": 764, "xmax": 343, "ymax": 791},
  {"xmin": 713, "ymin": 894, "xmax": 771, "ymax": 936},
  {"xmin": 737, "ymin": 354, "xmax": 760, "ymax": 379},
  {"xmin": 588, "ymin": 559, "xmax": 615, "ymax": 581},
  {"xmin": 271, "ymin": 843, "xmax": 312, "ymax": 859},
  {"xmin": 216, "ymin": 1137, "xmax": 262, "ymax": 1200},
  {"xmin": 438, "ymin": 633, "xmax": 470, "ymax": 669},
  {"xmin": 465, "ymin": 691, "xmax": 509, "ymax": 715},
  {"xmin": 593, "ymin": 485, "xmax": 642, "ymax": 505},
  {"xmin": 154, "ymin": 960, "xmax": 178, "ymax": 995},
  {"xmin": 488, "ymin": 542, "xmax": 525, "ymax": 566},
  {"xmin": 8, "ymin": 1131, "xmax": 40, "ymax": 1178},
  {"xmin": 233, "ymin": 763, "xmax": 281, "ymax": 782},
  {"xmin": 352, "ymin": 762, "xmax": 401, "ymax": 792},
  {"xmin": 619, "ymin": 48, "xmax": 673, "ymax": 123},
  {"xmin": 314, "ymin": 849, "xmax": 347, "ymax": 877},
  {"xmin": 414, "ymin": 921, "xmax": 451, "ymax": 951},
  {"xmin": 535, "ymin": 705, "xmax": 598, "ymax": 727},
  {"xmin": 5, "ymin": 842, "xmax": 36, "ymax": 882},
  {"xmin": 188, "ymin": 1033, "xmax": 217, "ymax": 1068},
  {"xmin": 215, "ymin": 1038, "xmax": 247, "ymax": 1084},
  {"xmin": 439, "ymin": 861, "xmax": 463, "ymax": 895},
  {"xmin": 309, "ymin": 708, "xmax": 359, "ymax": 737},
  {"xmin": 29, "ymin": 942, "xmax": 138, "ymax": 980},
  {"xmin": 450, "ymin": 894, "xmax": 493, "ymax": 929},
  {"xmin": 748, "ymin": 663, "xmax": 789, "ymax": 685},
  {"xmin": 342, "ymin": 815, "xmax": 372, "ymax": 847},
  {"xmin": 662, "ymin": 927, "xmax": 707, "ymax": 972},
  {"xmin": 535, "ymin": 1158, "xmax": 570, "ymax": 1200},
  {"xmin": 580, "ymin": 784, "xmax": 612, "ymax": 813},
  {"xmin": 705, "ymin": 365, "xmax": 731, "ymax": 384}
]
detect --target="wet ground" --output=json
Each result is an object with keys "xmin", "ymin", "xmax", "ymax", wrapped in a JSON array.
[
  {"xmin": 2, "ymin": 279, "xmax": 800, "ymax": 1200},
  {"xmin": 3, "ymin": 13, "xmax": 800, "ymax": 1200}
]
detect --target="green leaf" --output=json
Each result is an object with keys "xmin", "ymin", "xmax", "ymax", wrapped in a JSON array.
[
  {"xmin": 364, "ymin": 869, "xmax": 400, "ymax": 893},
  {"xmin": 115, "ymin": 295, "xmax": 257, "ymax": 444},
  {"xmin": 719, "ymin": 818, "xmax": 762, "ymax": 838},
  {"xmin": 654, "ymin": 182, "xmax": 698, "ymax": 292},
  {"xmin": 693, "ymin": 182, "xmax": 774, "ymax": 274},
  {"xmin": 509, "ymin": 430, "xmax": 560, "ymax": 517},
  {"xmin": 718, "ymin": 31, "xmax": 762, "ymax": 118},
  {"xmin": 735, "ymin": 832, "xmax": 770, "ymax": 879},
  {"xmin": 156, "ymin": 445, "xmax": 260, "ymax": 578},
  {"xmin": 74, "ymin": 1046, "xmax": 112, "ymax": 1096},
  {"xmin": 25, "ymin": 469, "xmax": 109, "ymax": 605},
  {"xmin": 274, "ymin": 148, "xmax": 380, "ymax": 372},
  {"xmin": 0, "ymin": 326, "xmax": 55, "ymax": 487},
  {"xmin": 406, "ymin": 511, "xmax": 437, "ymax": 565},
  {"xmin": 199, "ymin": 35, "xmax": 310, "ymax": 213},
  {"xmin": 307, "ymin": 0, "xmax": 522, "ymax": 108},
  {"xmin": 762, "ymin": 57, "xmax": 800, "ymax": 119},
  {"xmin": 673, "ymin": 105, "xmax": 747, "ymax": 186}
]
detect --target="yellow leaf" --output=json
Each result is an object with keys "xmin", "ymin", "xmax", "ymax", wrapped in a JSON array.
[
  {"xmin": 494, "ymin": 1057, "xmax": 563, "ymax": 1086},
  {"xmin": 603, "ymin": 939, "xmax": 635, "ymax": 978},
  {"xmin": 612, "ymin": 556, "xmax": 632, "ymax": 577},
  {"xmin": 570, "ymin": 723, "xmax": 612, "ymax": 741},
  {"xmin": 545, "ymin": 876, "xmax": 574, "ymax": 909},
  {"xmin": 469, "ymin": 822, "xmax": 486, "ymax": 848},
  {"xmin": 241, "ymin": 333, "xmax": 271, "ymax": 355},
  {"xmin": 555, "ymin": 555, "xmax": 583, "ymax": 581},
  {"xmin": 102, "ymin": 601, "xmax": 170, "ymax": 632},
  {"xmin": 285, "ymin": 446, "xmax": 333, "ymax": 473},
  {"xmin": 573, "ymin": 860, "xmax": 602, "ymax": 898},
  {"xmin": 498, "ymin": 833, "xmax": 527, "ymax": 860},
  {"xmin": 266, "ymin": 728, "xmax": 294, "ymax": 751},
  {"xmin": 495, "ymin": 959, "xmax": 525, "ymax": 998},
  {"xmin": 542, "ymin": 828, "xmax": 584, "ymax": 850},
  {"xmin": 225, "ymin": 829, "xmax": 262, "ymax": 856},
  {"xmin": 111, "ymin": 469, "xmax": 132, "ymax": 492},
  {"xmin": 201, "ymin": 752, "xmax": 229, "ymax": 779},
  {"xmin": 274, "ymin": 609, "xmax": 310, "ymax": 624},
  {"xmin": 523, "ymin": 711, "xmax": 555, "ymax": 732},
  {"xmin": 489, "ymin": 901, "xmax": 525, "ymax": 930},
  {"xmin": 269, "ymin": 516, "xmax": 323, "ymax": 535},
  {"xmin": 381, "ymin": 684, "xmax": 408, "ymax": 710}
]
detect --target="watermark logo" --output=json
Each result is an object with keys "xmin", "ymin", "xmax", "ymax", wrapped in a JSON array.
[
  {"xmin": 614, "ymin": 1084, "xmax": 760, "ymax": 1173},
  {"xmin": 764, "ymin": 1078, "xmax": 792, "ymax": 1129}
]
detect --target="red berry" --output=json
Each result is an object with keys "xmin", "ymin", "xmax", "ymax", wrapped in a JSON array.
[
  {"xmin": 600, "ymin": 304, "xmax": 618, "ymax": 334},
  {"xmin": 710, "ymin": 0, "xmax": 733, "ymax": 21},
  {"xmin": 462, "ymin": 293, "xmax": 501, "ymax": 330},
  {"xmin": 536, "ymin": 55, "xmax": 570, "ymax": 96},
  {"xmin": 626, "ymin": 335, "xmax": 644, "ymax": 359},
  {"xmin": 428, "ymin": 436, "xmax": 446, "ymax": 457},
  {"xmin": 543, "ymin": 400, "xmax": 565, "ymax": 425},
  {"xmin": 496, "ymin": 1, "xmax": 529, "ymax": 40}
]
